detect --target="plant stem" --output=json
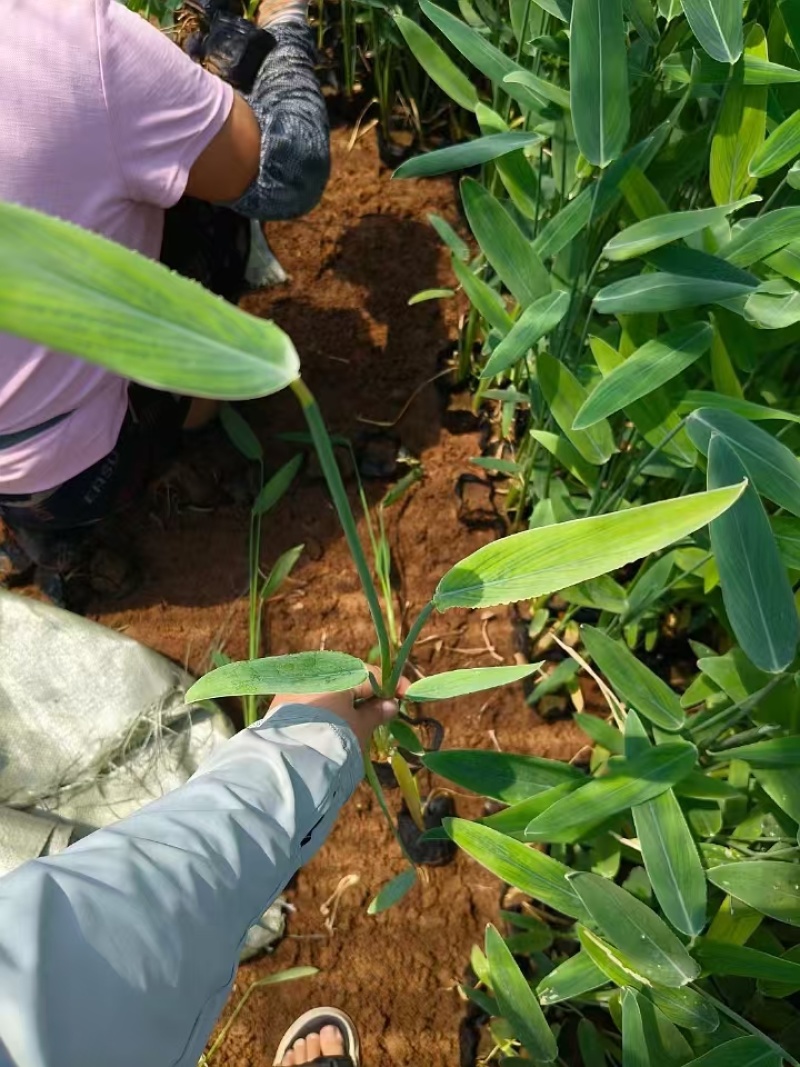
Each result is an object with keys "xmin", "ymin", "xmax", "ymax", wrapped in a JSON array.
[
  {"xmin": 388, "ymin": 600, "xmax": 435, "ymax": 694},
  {"xmin": 363, "ymin": 751, "xmax": 415, "ymax": 864},
  {"xmin": 291, "ymin": 378, "xmax": 392, "ymax": 684},
  {"xmin": 702, "ymin": 991, "xmax": 800, "ymax": 1067}
]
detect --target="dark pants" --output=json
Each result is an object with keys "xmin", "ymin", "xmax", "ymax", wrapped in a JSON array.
[{"xmin": 0, "ymin": 386, "xmax": 190, "ymax": 571}]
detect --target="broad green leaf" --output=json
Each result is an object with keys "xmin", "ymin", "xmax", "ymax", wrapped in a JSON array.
[
  {"xmin": 221, "ymin": 403, "xmax": 263, "ymax": 462},
  {"xmin": 533, "ymin": 127, "xmax": 668, "ymax": 260},
  {"xmin": 589, "ymin": 336, "xmax": 695, "ymax": 467},
  {"xmin": 687, "ymin": 407, "xmax": 800, "ymax": 517},
  {"xmin": 481, "ymin": 782, "xmax": 583, "ymax": 838},
  {"xmin": 723, "ymin": 206, "xmax": 800, "ymax": 266},
  {"xmin": 594, "ymin": 273, "xmax": 756, "ymax": 314},
  {"xmin": 603, "ymin": 200, "xmax": 757, "ymax": 261},
  {"xmin": 561, "ymin": 574, "xmax": 628, "ymax": 613},
  {"xmin": 420, "ymin": 0, "xmax": 538, "ymax": 111},
  {"xmin": 0, "ymin": 203, "xmax": 299, "ymax": 399},
  {"xmin": 452, "ymin": 258, "xmax": 513, "ymax": 334},
  {"xmin": 663, "ymin": 50, "xmax": 800, "ymax": 84},
  {"xmin": 582, "ymin": 625, "xmax": 685, "ymax": 731},
  {"xmin": 530, "ymin": 430, "xmax": 599, "ymax": 489},
  {"xmin": 406, "ymin": 663, "xmax": 542, "ymax": 702},
  {"xmin": 423, "ymin": 749, "xmax": 584, "ymax": 803},
  {"xmin": 625, "ymin": 0, "xmax": 659, "ymax": 44},
  {"xmin": 710, "ymin": 26, "xmax": 767, "ymax": 206},
  {"xmin": 537, "ymin": 952, "xmax": 608, "ymax": 1005},
  {"xmin": 574, "ymin": 323, "xmax": 713, "ymax": 430},
  {"xmin": 709, "ymin": 736, "xmax": 800, "ymax": 766},
  {"xmin": 525, "ymin": 743, "xmax": 698, "ymax": 843},
  {"xmin": 749, "ymin": 110, "xmax": 800, "ymax": 177},
  {"xmin": 445, "ymin": 819, "xmax": 586, "ymax": 918},
  {"xmin": 758, "ymin": 944, "xmax": 800, "ymax": 998},
  {"xmin": 647, "ymin": 986, "xmax": 719, "ymax": 1033},
  {"xmin": 744, "ymin": 279, "xmax": 800, "ymax": 328},
  {"xmin": 634, "ymin": 789, "xmax": 707, "ymax": 936},
  {"xmin": 755, "ymin": 767, "xmax": 800, "ymax": 823},
  {"xmin": 707, "ymin": 435, "xmax": 799, "ymax": 672},
  {"xmin": 578, "ymin": 1019, "xmax": 610, "ymax": 1067},
  {"xmin": 681, "ymin": 0, "xmax": 743, "ymax": 63},
  {"xmin": 622, "ymin": 988, "xmax": 693, "ymax": 1067},
  {"xmin": 395, "ymin": 131, "xmax": 541, "ymax": 179},
  {"xmin": 368, "ymin": 867, "xmax": 417, "ymax": 914},
  {"xmin": 485, "ymin": 925, "xmax": 558, "ymax": 1062},
  {"xmin": 433, "ymin": 485, "xmax": 744, "ymax": 610},
  {"xmin": 185, "ymin": 651, "xmax": 368, "ymax": 702},
  {"xmin": 260, "ymin": 543, "xmax": 304, "ymax": 600},
  {"xmin": 575, "ymin": 712, "xmax": 624, "ymax": 754},
  {"xmin": 253, "ymin": 454, "xmax": 304, "ymax": 516},
  {"xmin": 773, "ymin": 515, "xmax": 800, "ymax": 570},
  {"xmin": 579, "ymin": 925, "xmax": 650, "ymax": 985},
  {"xmin": 504, "ymin": 69, "xmax": 571, "ymax": 111},
  {"xmin": 461, "ymin": 178, "xmax": 550, "ymax": 306},
  {"xmin": 481, "ymin": 291, "xmax": 570, "ymax": 378},
  {"xmin": 707, "ymin": 861, "xmax": 800, "ymax": 926},
  {"xmin": 682, "ymin": 1037, "xmax": 782, "ymax": 1067},
  {"xmin": 570, "ymin": 873, "xmax": 701, "ymax": 986},
  {"xmin": 678, "ymin": 390, "xmax": 800, "ymax": 424},
  {"xmin": 392, "ymin": 14, "xmax": 478, "ymax": 112},
  {"xmin": 429, "ymin": 213, "xmax": 469, "ymax": 261},
  {"xmin": 696, "ymin": 939, "xmax": 800, "ymax": 985},
  {"xmin": 533, "ymin": 0, "xmax": 571, "ymax": 19},
  {"xmin": 570, "ymin": 0, "xmax": 630, "ymax": 166},
  {"xmin": 538, "ymin": 351, "xmax": 616, "ymax": 464}
]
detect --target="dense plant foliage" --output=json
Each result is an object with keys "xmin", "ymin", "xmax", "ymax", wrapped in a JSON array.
[{"xmin": 3, "ymin": 0, "xmax": 800, "ymax": 1062}]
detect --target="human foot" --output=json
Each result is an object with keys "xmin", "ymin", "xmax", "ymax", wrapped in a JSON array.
[{"xmin": 280, "ymin": 1024, "xmax": 345, "ymax": 1064}]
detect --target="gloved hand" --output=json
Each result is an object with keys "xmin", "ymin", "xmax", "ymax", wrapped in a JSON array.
[{"xmin": 174, "ymin": 0, "xmax": 275, "ymax": 90}]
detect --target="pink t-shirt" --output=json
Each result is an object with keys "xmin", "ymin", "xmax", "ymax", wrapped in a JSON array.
[{"xmin": 0, "ymin": 0, "xmax": 234, "ymax": 494}]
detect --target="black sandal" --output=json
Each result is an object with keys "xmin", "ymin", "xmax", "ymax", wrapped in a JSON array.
[{"xmin": 272, "ymin": 1007, "xmax": 360, "ymax": 1066}]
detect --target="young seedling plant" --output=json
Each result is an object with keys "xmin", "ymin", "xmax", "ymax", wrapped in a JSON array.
[{"xmin": 0, "ymin": 200, "xmax": 746, "ymax": 914}]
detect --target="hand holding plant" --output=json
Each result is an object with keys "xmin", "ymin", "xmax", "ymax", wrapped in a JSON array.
[{"xmin": 270, "ymin": 666, "xmax": 409, "ymax": 752}]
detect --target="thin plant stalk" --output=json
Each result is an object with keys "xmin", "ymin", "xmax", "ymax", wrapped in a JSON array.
[{"xmin": 291, "ymin": 378, "xmax": 393, "ymax": 685}]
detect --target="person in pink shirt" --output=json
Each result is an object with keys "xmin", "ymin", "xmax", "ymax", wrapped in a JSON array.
[{"xmin": 0, "ymin": 0, "xmax": 328, "ymax": 605}]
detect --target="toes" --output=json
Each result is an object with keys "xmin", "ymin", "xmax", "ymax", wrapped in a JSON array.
[
  {"xmin": 292, "ymin": 1037, "xmax": 307, "ymax": 1064},
  {"xmin": 320, "ymin": 1025, "xmax": 345, "ymax": 1056},
  {"xmin": 281, "ymin": 1052, "xmax": 295, "ymax": 1066},
  {"xmin": 305, "ymin": 1033, "xmax": 321, "ymax": 1060}
]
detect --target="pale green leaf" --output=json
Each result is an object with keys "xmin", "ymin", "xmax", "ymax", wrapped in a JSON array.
[
  {"xmin": 581, "ymin": 625, "xmax": 685, "ymax": 731},
  {"xmin": 603, "ymin": 200, "xmax": 757, "ymax": 261},
  {"xmin": 707, "ymin": 861, "xmax": 800, "ymax": 926},
  {"xmin": 570, "ymin": 873, "xmax": 701, "ymax": 987},
  {"xmin": 594, "ymin": 273, "xmax": 756, "ymax": 314},
  {"xmin": 433, "ymin": 485, "xmax": 744, "ymax": 610},
  {"xmin": 392, "ymin": 14, "xmax": 479, "ymax": 112},
  {"xmin": 710, "ymin": 26, "xmax": 767, "ymax": 206},
  {"xmin": 444, "ymin": 819, "xmax": 586, "ymax": 918},
  {"xmin": 395, "ymin": 131, "xmax": 541, "ymax": 179},
  {"xmin": 405, "ymin": 663, "xmax": 542, "ymax": 702},
  {"xmin": 530, "ymin": 430, "xmax": 600, "ymax": 489},
  {"xmin": 185, "ymin": 652, "xmax": 368, "ymax": 702},
  {"xmin": 749, "ymin": 110, "xmax": 800, "ymax": 177},
  {"xmin": 462, "ymin": 178, "xmax": 550, "ymax": 306},
  {"xmin": 537, "ymin": 952, "xmax": 608, "ymax": 1005},
  {"xmin": 253, "ymin": 454, "xmax": 304, "ymax": 516},
  {"xmin": 538, "ymin": 350, "xmax": 616, "ymax": 464},
  {"xmin": 681, "ymin": 1037, "xmax": 781, "ymax": 1067},
  {"xmin": 260, "ymin": 543, "xmax": 304, "ymax": 600},
  {"xmin": 486, "ymin": 925, "xmax": 558, "ymax": 1062},
  {"xmin": 0, "ymin": 204, "xmax": 299, "ymax": 399},
  {"xmin": 481, "ymin": 291, "xmax": 570, "ymax": 378},
  {"xmin": 574, "ymin": 323, "xmax": 713, "ymax": 429}
]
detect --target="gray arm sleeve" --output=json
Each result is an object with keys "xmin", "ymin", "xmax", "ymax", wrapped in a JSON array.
[
  {"xmin": 230, "ymin": 22, "xmax": 330, "ymax": 221},
  {"xmin": 0, "ymin": 706, "xmax": 362, "ymax": 1067}
]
